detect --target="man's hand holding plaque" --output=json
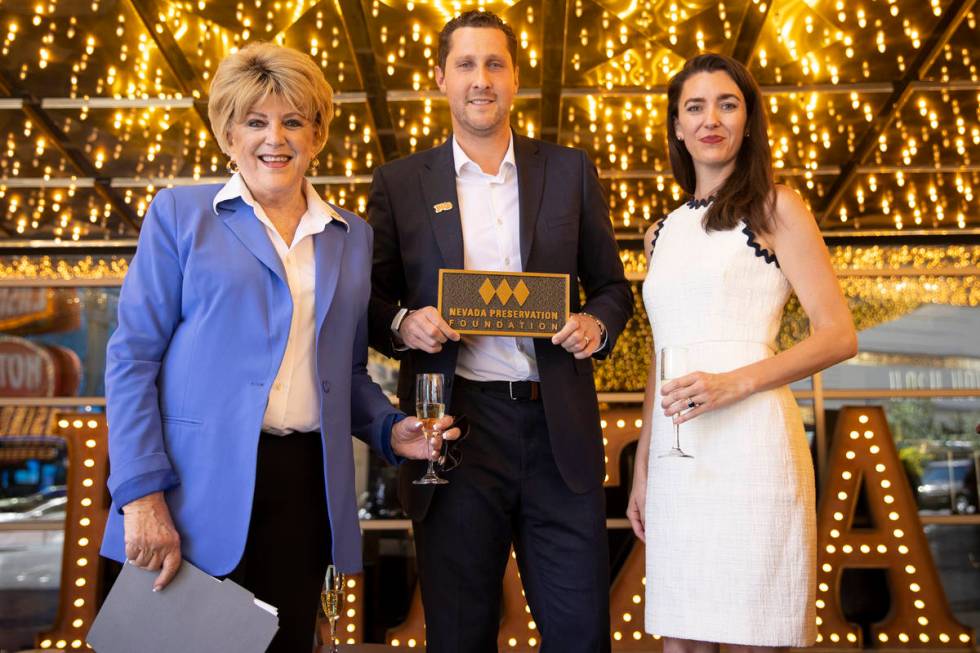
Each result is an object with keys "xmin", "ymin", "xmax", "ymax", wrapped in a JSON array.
[
  {"xmin": 397, "ymin": 306, "xmax": 461, "ymax": 354},
  {"xmin": 397, "ymin": 305, "xmax": 603, "ymax": 359},
  {"xmin": 390, "ymin": 269, "xmax": 602, "ymax": 358},
  {"xmin": 552, "ymin": 312, "xmax": 605, "ymax": 359}
]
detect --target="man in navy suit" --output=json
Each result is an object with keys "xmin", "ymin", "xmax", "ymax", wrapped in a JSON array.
[{"xmin": 368, "ymin": 11, "xmax": 632, "ymax": 652}]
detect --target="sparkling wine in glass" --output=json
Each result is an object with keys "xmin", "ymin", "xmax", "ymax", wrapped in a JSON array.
[
  {"xmin": 320, "ymin": 565, "xmax": 345, "ymax": 653},
  {"xmin": 414, "ymin": 373, "xmax": 449, "ymax": 485},
  {"xmin": 659, "ymin": 347, "xmax": 694, "ymax": 459}
]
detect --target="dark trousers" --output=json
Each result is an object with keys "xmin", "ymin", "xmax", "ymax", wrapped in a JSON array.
[
  {"xmin": 414, "ymin": 380, "xmax": 611, "ymax": 653},
  {"xmin": 227, "ymin": 431, "xmax": 331, "ymax": 653}
]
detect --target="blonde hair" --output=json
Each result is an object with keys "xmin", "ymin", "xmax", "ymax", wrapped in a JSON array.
[{"xmin": 208, "ymin": 42, "xmax": 334, "ymax": 157}]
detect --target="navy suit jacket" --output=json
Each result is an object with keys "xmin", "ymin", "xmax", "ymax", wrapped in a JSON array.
[
  {"xmin": 101, "ymin": 184, "xmax": 400, "ymax": 574},
  {"xmin": 368, "ymin": 134, "xmax": 633, "ymax": 519}
]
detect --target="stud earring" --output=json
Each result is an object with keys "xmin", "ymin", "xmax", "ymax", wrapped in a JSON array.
[{"xmin": 226, "ymin": 159, "xmax": 239, "ymax": 174}]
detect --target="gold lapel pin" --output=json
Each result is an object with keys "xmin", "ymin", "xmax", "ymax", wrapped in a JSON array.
[{"xmin": 433, "ymin": 201, "xmax": 454, "ymax": 214}]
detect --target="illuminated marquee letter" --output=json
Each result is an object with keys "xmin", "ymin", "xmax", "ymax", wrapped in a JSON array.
[
  {"xmin": 815, "ymin": 407, "xmax": 974, "ymax": 648},
  {"xmin": 36, "ymin": 413, "xmax": 109, "ymax": 652}
]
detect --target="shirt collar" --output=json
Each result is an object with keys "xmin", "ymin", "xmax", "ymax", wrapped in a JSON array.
[
  {"xmin": 451, "ymin": 133, "xmax": 516, "ymax": 179},
  {"xmin": 212, "ymin": 172, "xmax": 349, "ymax": 232}
]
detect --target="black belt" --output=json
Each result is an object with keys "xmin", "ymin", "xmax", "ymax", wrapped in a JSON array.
[
  {"xmin": 260, "ymin": 430, "xmax": 320, "ymax": 438},
  {"xmin": 455, "ymin": 377, "xmax": 541, "ymax": 401}
]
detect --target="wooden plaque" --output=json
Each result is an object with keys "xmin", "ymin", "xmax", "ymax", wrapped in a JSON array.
[{"xmin": 437, "ymin": 269, "xmax": 570, "ymax": 338}]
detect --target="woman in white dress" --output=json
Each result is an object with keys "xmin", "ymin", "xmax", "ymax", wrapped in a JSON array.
[{"xmin": 625, "ymin": 53, "xmax": 857, "ymax": 652}]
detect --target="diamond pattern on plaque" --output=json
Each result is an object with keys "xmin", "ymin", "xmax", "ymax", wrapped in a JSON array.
[
  {"xmin": 479, "ymin": 279, "xmax": 496, "ymax": 305},
  {"xmin": 513, "ymin": 280, "xmax": 530, "ymax": 306},
  {"xmin": 495, "ymin": 280, "xmax": 513, "ymax": 305}
]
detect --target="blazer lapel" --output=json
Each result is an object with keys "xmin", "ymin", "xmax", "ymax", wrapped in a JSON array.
[
  {"xmin": 515, "ymin": 134, "xmax": 545, "ymax": 269},
  {"xmin": 220, "ymin": 199, "xmax": 287, "ymax": 284},
  {"xmin": 314, "ymin": 221, "xmax": 348, "ymax": 333},
  {"xmin": 420, "ymin": 140, "xmax": 464, "ymax": 270}
]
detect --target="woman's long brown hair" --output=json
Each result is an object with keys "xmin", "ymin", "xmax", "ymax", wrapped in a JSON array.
[{"xmin": 667, "ymin": 53, "xmax": 776, "ymax": 235}]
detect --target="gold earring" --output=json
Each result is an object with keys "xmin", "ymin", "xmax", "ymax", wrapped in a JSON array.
[
  {"xmin": 308, "ymin": 157, "xmax": 320, "ymax": 172},
  {"xmin": 226, "ymin": 159, "xmax": 239, "ymax": 173}
]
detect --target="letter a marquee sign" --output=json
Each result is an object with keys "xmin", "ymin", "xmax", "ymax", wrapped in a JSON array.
[{"xmin": 815, "ymin": 407, "xmax": 973, "ymax": 648}]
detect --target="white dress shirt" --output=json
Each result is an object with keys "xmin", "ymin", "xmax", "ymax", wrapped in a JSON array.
[
  {"xmin": 452, "ymin": 136, "xmax": 540, "ymax": 382},
  {"xmin": 213, "ymin": 173, "xmax": 348, "ymax": 434}
]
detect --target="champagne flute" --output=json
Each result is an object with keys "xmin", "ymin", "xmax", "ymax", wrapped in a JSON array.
[
  {"xmin": 320, "ymin": 565, "xmax": 344, "ymax": 653},
  {"xmin": 659, "ymin": 347, "xmax": 694, "ymax": 459},
  {"xmin": 413, "ymin": 373, "xmax": 449, "ymax": 485}
]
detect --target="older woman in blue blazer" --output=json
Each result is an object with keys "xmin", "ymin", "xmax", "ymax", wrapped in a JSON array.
[{"xmin": 100, "ymin": 42, "xmax": 459, "ymax": 652}]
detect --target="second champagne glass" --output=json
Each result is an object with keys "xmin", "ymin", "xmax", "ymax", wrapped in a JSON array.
[
  {"xmin": 413, "ymin": 373, "xmax": 449, "ymax": 485},
  {"xmin": 659, "ymin": 346, "xmax": 694, "ymax": 459},
  {"xmin": 320, "ymin": 564, "xmax": 344, "ymax": 653}
]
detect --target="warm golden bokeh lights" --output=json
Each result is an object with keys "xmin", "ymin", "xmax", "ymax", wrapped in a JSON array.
[{"xmin": 0, "ymin": 0, "xmax": 976, "ymax": 240}]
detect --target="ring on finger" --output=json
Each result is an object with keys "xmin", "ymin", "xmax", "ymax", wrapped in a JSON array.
[
  {"xmin": 583, "ymin": 335, "xmax": 591, "ymax": 348},
  {"xmin": 687, "ymin": 399, "xmax": 701, "ymax": 409}
]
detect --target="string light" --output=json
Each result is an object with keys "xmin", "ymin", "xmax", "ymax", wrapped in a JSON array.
[{"xmin": 0, "ymin": 2, "xmax": 975, "ymax": 238}]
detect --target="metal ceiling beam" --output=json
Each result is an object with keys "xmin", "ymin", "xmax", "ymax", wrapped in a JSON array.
[
  {"xmin": 11, "ymin": 162, "xmax": 980, "ymax": 189},
  {"xmin": 0, "ymin": 71, "xmax": 140, "ymax": 235},
  {"xmin": 20, "ymin": 78, "xmax": 975, "ymax": 110},
  {"xmin": 127, "ymin": 0, "xmax": 215, "ymax": 142},
  {"xmin": 336, "ymin": 0, "xmax": 401, "ymax": 162},
  {"xmin": 818, "ymin": 0, "xmax": 977, "ymax": 225},
  {"xmin": 539, "ymin": 0, "xmax": 569, "ymax": 141},
  {"xmin": 560, "ymin": 82, "xmax": 898, "ymax": 97},
  {"xmin": 730, "ymin": 0, "xmax": 774, "ymax": 65}
]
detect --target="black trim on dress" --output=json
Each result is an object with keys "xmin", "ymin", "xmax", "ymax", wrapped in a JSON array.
[
  {"xmin": 741, "ymin": 225, "xmax": 780, "ymax": 268},
  {"xmin": 685, "ymin": 196, "xmax": 715, "ymax": 210},
  {"xmin": 648, "ymin": 218, "xmax": 667, "ymax": 257}
]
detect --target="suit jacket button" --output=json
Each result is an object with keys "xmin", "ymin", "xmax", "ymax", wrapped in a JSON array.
[{"xmin": 321, "ymin": 381, "xmax": 331, "ymax": 393}]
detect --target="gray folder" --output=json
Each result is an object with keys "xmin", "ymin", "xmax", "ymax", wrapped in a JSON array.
[{"xmin": 87, "ymin": 560, "xmax": 279, "ymax": 653}]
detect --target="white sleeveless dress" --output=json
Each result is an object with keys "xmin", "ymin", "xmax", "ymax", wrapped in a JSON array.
[{"xmin": 641, "ymin": 198, "xmax": 816, "ymax": 646}]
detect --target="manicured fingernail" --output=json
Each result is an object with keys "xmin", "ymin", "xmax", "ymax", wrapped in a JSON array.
[{"xmin": 152, "ymin": 587, "xmax": 160, "ymax": 593}]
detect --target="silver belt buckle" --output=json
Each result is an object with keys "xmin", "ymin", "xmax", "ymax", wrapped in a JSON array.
[{"xmin": 508, "ymin": 381, "xmax": 518, "ymax": 401}]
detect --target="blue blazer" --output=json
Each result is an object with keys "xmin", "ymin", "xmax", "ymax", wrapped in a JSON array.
[{"xmin": 101, "ymin": 184, "xmax": 401, "ymax": 575}]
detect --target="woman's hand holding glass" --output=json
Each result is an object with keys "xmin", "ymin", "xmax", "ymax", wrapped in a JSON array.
[{"xmin": 660, "ymin": 369, "xmax": 755, "ymax": 425}]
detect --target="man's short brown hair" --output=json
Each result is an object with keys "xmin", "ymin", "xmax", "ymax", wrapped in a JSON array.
[{"xmin": 437, "ymin": 10, "xmax": 518, "ymax": 70}]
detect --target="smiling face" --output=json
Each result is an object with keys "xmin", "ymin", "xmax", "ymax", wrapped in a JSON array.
[
  {"xmin": 226, "ymin": 93, "xmax": 319, "ymax": 203},
  {"xmin": 674, "ymin": 70, "xmax": 748, "ymax": 173},
  {"xmin": 435, "ymin": 26, "xmax": 518, "ymax": 140}
]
